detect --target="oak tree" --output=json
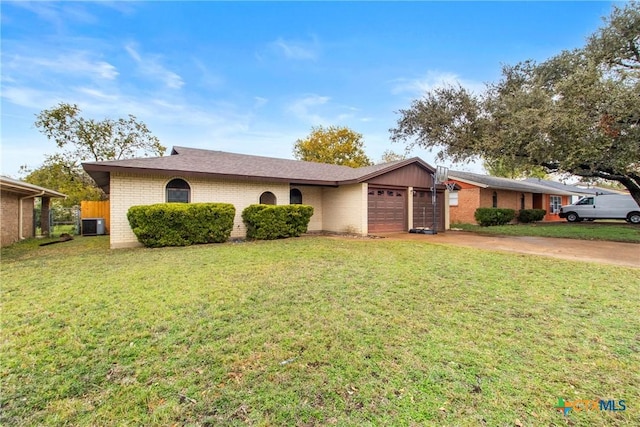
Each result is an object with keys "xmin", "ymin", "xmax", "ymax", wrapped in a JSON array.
[{"xmin": 390, "ymin": 2, "xmax": 640, "ymax": 205}]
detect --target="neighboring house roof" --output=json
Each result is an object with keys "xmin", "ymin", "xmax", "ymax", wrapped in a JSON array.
[
  {"xmin": 82, "ymin": 146, "xmax": 437, "ymax": 193},
  {"xmin": 0, "ymin": 176, "xmax": 67, "ymax": 198},
  {"xmin": 522, "ymin": 178, "xmax": 619, "ymax": 196},
  {"xmin": 449, "ymin": 171, "xmax": 574, "ymax": 196}
]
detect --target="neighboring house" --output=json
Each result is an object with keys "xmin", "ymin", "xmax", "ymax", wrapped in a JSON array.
[
  {"xmin": 448, "ymin": 171, "xmax": 574, "ymax": 224},
  {"xmin": 0, "ymin": 176, "xmax": 67, "ymax": 247},
  {"xmin": 523, "ymin": 178, "xmax": 620, "ymax": 204},
  {"xmin": 82, "ymin": 146, "xmax": 448, "ymax": 249}
]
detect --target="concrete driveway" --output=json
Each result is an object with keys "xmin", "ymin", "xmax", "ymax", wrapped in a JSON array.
[{"xmin": 377, "ymin": 231, "xmax": 640, "ymax": 268}]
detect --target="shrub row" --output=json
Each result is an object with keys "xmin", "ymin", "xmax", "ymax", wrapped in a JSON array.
[
  {"xmin": 474, "ymin": 208, "xmax": 516, "ymax": 226},
  {"xmin": 517, "ymin": 209, "xmax": 547, "ymax": 223},
  {"xmin": 127, "ymin": 203, "xmax": 235, "ymax": 247},
  {"xmin": 242, "ymin": 204, "xmax": 314, "ymax": 240}
]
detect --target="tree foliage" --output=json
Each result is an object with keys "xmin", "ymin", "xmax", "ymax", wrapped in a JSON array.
[
  {"xmin": 35, "ymin": 103, "xmax": 165, "ymax": 162},
  {"xmin": 293, "ymin": 125, "xmax": 373, "ymax": 167},
  {"xmin": 483, "ymin": 158, "xmax": 546, "ymax": 179},
  {"xmin": 25, "ymin": 103, "xmax": 165, "ymax": 206},
  {"xmin": 379, "ymin": 149, "xmax": 407, "ymax": 164},
  {"xmin": 21, "ymin": 155, "xmax": 105, "ymax": 207},
  {"xmin": 390, "ymin": 2, "xmax": 640, "ymax": 205}
]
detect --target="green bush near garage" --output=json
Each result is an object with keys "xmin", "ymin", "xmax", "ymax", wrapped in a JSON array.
[
  {"xmin": 242, "ymin": 204, "xmax": 314, "ymax": 240},
  {"xmin": 517, "ymin": 209, "xmax": 547, "ymax": 223},
  {"xmin": 474, "ymin": 208, "xmax": 516, "ymax": 226},
  {"xmin": 127, "ymin": 203, "xmax": 235, "ymax": 247}
]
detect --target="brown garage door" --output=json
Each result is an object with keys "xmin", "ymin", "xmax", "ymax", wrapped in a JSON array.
[
  {"xmin": 413, "ymin": 190, "xmax": 445, "ymax": 231},
  {"xmin": 368, "ymin": 188, "xmax": 406, "ymax": 233}
]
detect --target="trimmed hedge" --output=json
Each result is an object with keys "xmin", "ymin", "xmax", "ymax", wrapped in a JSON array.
[
  {"xmin": 474, "ymin": 208, "xmax": 516, "ymax": 226},
  {"xmin": 127, "ymin": 203, "xmax": 235, "ymax": 247},
  {"xmin": 518, "ymin": 209, "xmax": 547, "ymax": 223},
  {"xmin": 242, "ymin": 204, "xmax": 314, "ymax": 240}
]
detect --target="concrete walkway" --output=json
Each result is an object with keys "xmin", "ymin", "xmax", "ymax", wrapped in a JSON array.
[{"xmin": 375, "ymin": 231, "xmax": 640, "ymax": 268}]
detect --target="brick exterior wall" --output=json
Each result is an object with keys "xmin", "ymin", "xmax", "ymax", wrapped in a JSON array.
[
  {"xmin": 449, "ymin": 185, "xmax": 481, "ymax": 224},
  {"xmin": 479, "ymin": 188, "xmax": 532, "ymax": 212},
  {"xmin": 110, "ymin": 172, "xmax": 306, "ymax": 248},
  {"xmin": 292, "ymin": 186, "xmax": 323, "ymax": 231},
  {"xmin": 449, "ymin": 182, "xmax": 536, "ymax": 224},
  {"xmin": 321, "ymin": 183, "xmax": 368, "ymax": 234},
  {"xmin": 540, "ymin": 194, "xmax": 571, "ymax": 222},
  {"xmin": 1, "ymin": 190, "xmax": 34, "ymax": 247},
  {"xmin": 109, "ymin": 174, "xmax": 370, "ymax": 248}
]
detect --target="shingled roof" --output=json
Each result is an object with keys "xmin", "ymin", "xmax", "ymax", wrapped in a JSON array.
[
  {"xmin": 449, "ymin": 171, "xmax": 574, "ymax": 195},
  {"xmin": 0, "ymin": 176, "xmax": 67, "ymax": 198},
  {"xmin": 522, "ymin": 178, "xmax": 619, "ymax": 196},
  {"xmin": 83, "ymin": 146, "xmax": 435, "ymax": 193}
]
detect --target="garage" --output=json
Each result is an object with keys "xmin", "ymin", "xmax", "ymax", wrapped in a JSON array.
[
  {"xmin": 412, "ymin": 190, "xmax": 445, "ymax": 231},
  {"xmin": 368, "ymin": 188, "xmax": 406, "ymax": 233},
  {"xmin": 413, "ymin": 190, "xmax": 433, "ymax": 229}
]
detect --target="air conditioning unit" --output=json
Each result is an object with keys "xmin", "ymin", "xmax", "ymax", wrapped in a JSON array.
[{"xmin": 82, "ymin": 218, "xmax": 106, "ymax": 236}]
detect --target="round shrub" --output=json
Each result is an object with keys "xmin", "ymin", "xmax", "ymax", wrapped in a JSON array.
[
  {"xmin": 474, "ymin": 208, "xmax": 516, "ymax": 226},
  {"xmin": 518, "ymin": 209, "xmax": 547, "ymax": 223},
  {"xmin": 242, "ymin": 204, "xmax": 314, "ymax": 240},
  {"xmin": 127, "ymin": 203, "xmax": 235, "ymax": 247}
]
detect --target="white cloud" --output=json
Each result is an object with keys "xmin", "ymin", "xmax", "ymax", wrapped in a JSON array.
[
  {"xmin": 125, "ymin": 43, "xmax": 184, "ymax": 89},
  {"xmin": 1, "ymin": 86, "xmax": 62, "ymax": 109},
  {"xmin": 268, "ymin": 36, "xmax": 319, "ymax": 61},
  {"xmin": 287, "ymin": 94, "xmax": 331, "ymax": 124},
  {"xmin": 3, "ymin": 51, "xmax": 118, "ymax": 81},
  {"xmin": 391, "ymin": 70, "xmax": 486, "ymax": 96},
  {"xmin": 8, "ymin": 2, "xmax": 98, "ymax": 29}
]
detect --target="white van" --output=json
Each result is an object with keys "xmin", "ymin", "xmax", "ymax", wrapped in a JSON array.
[{"xmin": 559, "ymin": 194, "xmax": 640, "ymax": 223}]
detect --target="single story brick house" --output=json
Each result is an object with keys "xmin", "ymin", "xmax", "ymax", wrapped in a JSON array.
[
  {"xmin": 83, "ymin": 146, "xmax": 447, "ymax": 249},
  {"xmin": 0, "ymin": 176, "xmax": 67, "ymax": 247},
  {"xmin": 448, "ymin": 171, "xmax": 574, "ymax": 224}
]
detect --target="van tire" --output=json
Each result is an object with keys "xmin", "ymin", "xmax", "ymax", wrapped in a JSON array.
[
  {"xmin": 628, "ymin": 212, "xmax": 640, "ymax": 224},
  {"xmin": 566, "ymin": 212, "xmax": 580, "ymax": 222}
]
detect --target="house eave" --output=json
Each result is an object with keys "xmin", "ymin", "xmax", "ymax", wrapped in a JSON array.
[{"xmin": 82, "ymin": 164, "xmax": 343, "ymax": 194}]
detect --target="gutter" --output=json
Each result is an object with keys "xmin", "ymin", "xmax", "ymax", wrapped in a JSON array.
[{"xmin": 19, "ymin": 191, "xmax": 45, "ymax": 240}]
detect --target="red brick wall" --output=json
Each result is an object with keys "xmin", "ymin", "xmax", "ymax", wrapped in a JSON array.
[
  {"xmin": 450, "ymin": 182, "xmax": 537, "ymax": 224},
  {"xmin": 1, "ymin": 190, "xmax": 34, "ymax": 247},
  {"xmin": 479, "ymin": 188, "xmax": 532, "ymax": 211},
  {"xmin": 543, "ymin": 194, "xmax": 571, "ymax": 222},
  {"xmin": 449, "ymin": 183, "xmax": 481, "ymax": 224}
]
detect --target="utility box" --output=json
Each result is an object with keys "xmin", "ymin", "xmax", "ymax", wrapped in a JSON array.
[{"xmin": 81, "ymin": 218, "xmax": 106, "ymax": 236}]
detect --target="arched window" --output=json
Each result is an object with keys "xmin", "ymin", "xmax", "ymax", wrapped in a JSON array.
[
  {"xmin": 520, "ymin": 193, "xmax": 525, "ymax": 210},
  {"xmin": 492, "ymin": 191, "xmax": 498, "ymax": 208},
  {"xmin": 260, "ymin": 191, "xmax": 276, "ymax": 205},
  {"xmin": 166, "ymin": 178, "xmax": 190, "ymax": 203},
  {"xmin": 290, "ymin": 188, "xmax": 302, "ymax": 204}
]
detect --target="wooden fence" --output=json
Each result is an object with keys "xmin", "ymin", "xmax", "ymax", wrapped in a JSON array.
[{"xmin": 80, "ymin": 200, "xmax": 110, "ymax": 233}]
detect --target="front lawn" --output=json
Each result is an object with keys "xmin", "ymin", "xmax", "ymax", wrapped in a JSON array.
[
  {"xmin": 453, "ymin": 222, "xmax": 640, "ymax": 243},
  {"xmin": 2, "ymin": 236, "xmax": 638, "ymax": 426}
]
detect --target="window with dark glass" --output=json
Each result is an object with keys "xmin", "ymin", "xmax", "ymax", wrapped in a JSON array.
[
  {"xmin": 492, "ymin": 191, "xmax": 498, "ymax": 208},
  {"xmin": 260, "ymin": 191, "xmax": 277, "ymax": 205},
  {"xmin": 166, "ymin": 178, "xmax": 190, "ymax": 203},
  {"xmin": 290, "ymin": 188, "xmax": 303, "ymax": 204}
]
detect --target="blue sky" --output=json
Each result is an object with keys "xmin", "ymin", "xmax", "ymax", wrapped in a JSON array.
[{"xmin": 1, "ymin": 1, "xmax": 617, "ymax": 178}]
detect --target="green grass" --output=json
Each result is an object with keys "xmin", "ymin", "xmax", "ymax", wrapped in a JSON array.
[
  {"xmin": 453, "ymin": 222, "xmax": 640, "ymax": 243},
  {"xmin": 2, "ymin": 236, "xmax": 639, "ymax": 426}
]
